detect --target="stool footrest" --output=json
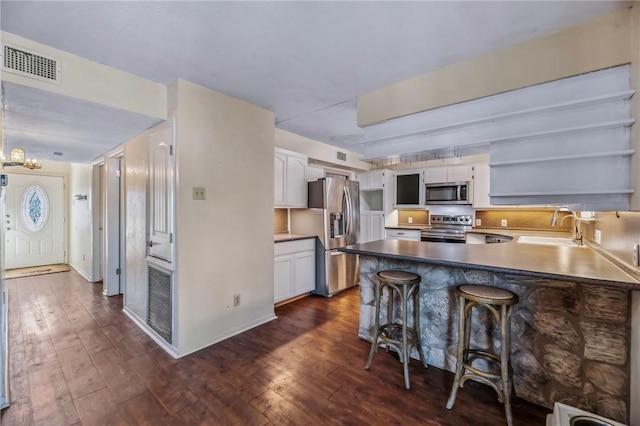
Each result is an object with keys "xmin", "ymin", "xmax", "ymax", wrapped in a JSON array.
[
  {"xmin": 462, "ymin": 363, "xmax": 501, "ymax": 381},
  {"xmin": 465, "ymin": 349, "xmax": 501, "ymax": 365},
  {"xmin": 379, "ymin": 323, "xmax": 418, "ymax": 344}
]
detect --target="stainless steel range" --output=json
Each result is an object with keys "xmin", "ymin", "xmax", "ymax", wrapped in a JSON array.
[{"xmin": 421, "ymin": 215, "xmax": 473, "ymax": 243}]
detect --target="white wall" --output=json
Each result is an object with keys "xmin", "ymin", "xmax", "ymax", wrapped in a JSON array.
[
  {"xmin": 123, "ymin": 133, "xmax": 148, "ymax": 320},
  {"xmin": 275, "ymin": 128, "xmax": 370, "ymax": 171},
  {"xmin": 68, "ymin": 163, "xmax": 93, "ymax": 280},
  {"xmin": 2, "ymin": 32, "xmax": 167, "ymax": 119},
  {"xmin": 358, "ymin": 9, "xmax": 632, "ymax": 126},
  {"xmin": 172, "ymin": 79, "xmax": 276, "ymax": 356}
]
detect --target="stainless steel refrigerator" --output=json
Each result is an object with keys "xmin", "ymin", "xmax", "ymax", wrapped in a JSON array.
[{"xmin": 290, "ymin": 177, "xmax": 360, "ymax": 297}]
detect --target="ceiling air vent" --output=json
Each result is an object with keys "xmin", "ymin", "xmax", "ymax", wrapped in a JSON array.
[
  {"xmin": 336, "ymin": 151, "xmax": 347, "ymax": 161},
  {"xmin": 3, "ymin": 44, "xmax": 60, "ymax": 84}
]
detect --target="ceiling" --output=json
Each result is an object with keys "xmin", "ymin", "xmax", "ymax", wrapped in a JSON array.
[{"xmin": 0, "ymin": 1, "xmax": 631, "ymax": 163}]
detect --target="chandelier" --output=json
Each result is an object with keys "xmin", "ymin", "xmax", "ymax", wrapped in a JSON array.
[{"xmin": 3, "ymin": 148, "xmax": 42, "ymax": 170}]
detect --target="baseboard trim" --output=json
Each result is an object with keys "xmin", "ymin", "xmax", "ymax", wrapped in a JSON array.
[
  {"xmin": 68, "ymin": 263, "xmax": 94, "ymax": 282},
  {"xmin": 122, "ymin": 306, "xmax": 179, "ymax": 359}
]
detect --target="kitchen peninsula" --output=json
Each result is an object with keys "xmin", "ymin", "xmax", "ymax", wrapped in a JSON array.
[{"xmin": 340, "ymin": 238, "xmax": 638, "ymax": 424}]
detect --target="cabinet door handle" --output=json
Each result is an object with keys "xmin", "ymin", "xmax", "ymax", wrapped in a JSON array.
[{"xmin": 397, "ymin": 232, "xmax": 405, "ymax": 235}]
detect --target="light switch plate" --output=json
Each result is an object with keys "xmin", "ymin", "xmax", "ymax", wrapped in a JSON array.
[
  {"xmin": 594, "ymin": 229, "xmax": 602, "ymax": 244},
  {"xmin": 501, "ymin": 219, "xmax": 507, "ymax": 227},
  {"xmin": 633, "ymin": 244, "xmax": 640, "ymax": 267},
  {"xmin": 192, "ymin": 187, "xmax": 206, "ymax": 200}
]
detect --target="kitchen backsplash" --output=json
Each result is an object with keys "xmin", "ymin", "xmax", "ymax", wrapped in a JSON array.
[
  {"xmin": 274, "ymin": 208, "xmax": 288, "ymax": 233},
  {"xmin": 584, "ymin": 211, "xmax": 640, "ymax": 270},
  {"xmin": 475, "ymin": 209, "xmax": 573, "ymax": 231},
  {"xmin": 398, "ymin": 210, "xmax": 429, "ymax": 226}
]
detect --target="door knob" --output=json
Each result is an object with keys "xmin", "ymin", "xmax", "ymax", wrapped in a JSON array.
[{"xmin": 146, "ymin": 240, "xmax": 154, "ymax": 247}]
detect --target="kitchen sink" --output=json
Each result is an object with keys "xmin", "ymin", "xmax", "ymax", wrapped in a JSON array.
[{"xmin": 517, "ymin": 236, "xmax": 584, "ymax": 247}]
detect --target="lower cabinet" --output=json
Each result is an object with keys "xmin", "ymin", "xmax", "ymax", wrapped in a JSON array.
[
  {"xmin": 385, "ymin": 228, "xmax": 421, "ymax": 241},
  {"xmin": 274, "ymin": 238, "xmax": 316, "ymax": 304},
  {"xmin": 360, "ymin": 211, "xmax": 385, "ymax": 243}
]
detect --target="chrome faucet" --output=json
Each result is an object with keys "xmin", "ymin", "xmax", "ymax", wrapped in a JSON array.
[
  {"xmin": 550, "ymin": 205, "xmax": 569, "ymax": 226},
  {"xmin": 561, "ymin": 213, "xmax": 583, "ymax": 246}
]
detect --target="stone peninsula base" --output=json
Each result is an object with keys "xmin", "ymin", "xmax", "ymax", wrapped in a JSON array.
[{"xmin": 358, "ymin": 255, "xmax": 631, "ymax": 423}]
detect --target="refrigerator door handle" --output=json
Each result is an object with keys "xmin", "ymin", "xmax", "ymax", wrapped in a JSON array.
[{"xmin": 344, "ymin": 185, "xmax": 352, "ymax": 237}]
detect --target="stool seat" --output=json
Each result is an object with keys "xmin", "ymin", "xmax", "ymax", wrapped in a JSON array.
[
  {"xmin": 458, "ymin": 285, "xmax": 517, "ymax": 303},
  {"xmin": 366, "ymin": 269, "xmax": 427, "ymax": 389},
  {"xmin": 377, "ymin": 270, "xmax": 420, "ymax": 283}
]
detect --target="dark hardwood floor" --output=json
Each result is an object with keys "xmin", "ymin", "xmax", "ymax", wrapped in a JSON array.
[{"xmin": 1, "ymin": 270, "xmax": 550, "ymax": 425}]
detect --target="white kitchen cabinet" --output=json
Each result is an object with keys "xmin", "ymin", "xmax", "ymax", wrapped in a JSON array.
[
  {"xmin": 274, "ymin": 238, "xmax": 316, "ymax": 303},
  {"xmin": 385, "ymin": 228, "xmax": 421, "ymax": 241},
  {"xmin": 423, "ymin": 165, "xmax": 472, "ymax": 184},
  {"xmin": 274, "ymin": 255, "xmax": 294, "ymax": 303},
  {"xmin": 357, "ymin": 170, "xmax": 394, "ymax": 243},
  {"xmin": 447, "ymin": 165, "xmax": 473, "ymax": 182},
  {"xmin": 423, "ymin": 167, "xmax": 447, "ymax": 183},
  {"xmin": 274, "ymin": 148, "xmax": 308, "ymax": 208},
  {"xmin": 356, "ymin": 170, "xmax": 385, "ymax": 190},
  {"xmin": 361, "ymin": 211, "xmax": 385, "ymax": 243},
  {"xmin": 292, "ymin": 251, "xmax": 315, "ymax": 294},
  {"xmin": 472, "ymin": 163, "xmax": 491, "ymax": 208}
]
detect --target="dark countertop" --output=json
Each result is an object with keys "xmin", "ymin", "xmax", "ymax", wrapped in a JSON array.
[
  {"xmin": 339, "ymin": 238, "xmax": 640, "ymax": 289},
  {"xmin": 274, "ymin": 233, "xmax": 317, "ymax": 243}
]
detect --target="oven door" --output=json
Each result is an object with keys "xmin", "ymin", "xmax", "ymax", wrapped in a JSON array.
[{"xmin": 421, "ymin": 231, "xmax": 466, "ymax": 243}]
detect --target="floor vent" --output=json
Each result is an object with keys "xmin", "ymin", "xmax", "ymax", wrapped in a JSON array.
[
  {"xmin": 3, "ymin": 44, "xmax": 60, "ymax": 84},
  {"xmin": 147, "ymin": 264, "xmax": 172, "ymax": 344}
]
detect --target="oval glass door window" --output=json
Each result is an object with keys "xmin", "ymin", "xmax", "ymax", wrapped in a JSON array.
[{"xmin": 21, "ymin": 185, "xmax": 49, "ymax": 232}]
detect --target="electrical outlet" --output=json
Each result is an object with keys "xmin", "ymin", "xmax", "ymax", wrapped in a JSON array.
[
  {"xmin": 501, "ymin": 219, "xmax": 507, "ymax": 227},
  {"xmin": 408, "ymin": 217, "xmax": 413, "ymax": 224},
  {"xmin": 633, "ymin": 244, "xmax": 640, "ymax": 267},
  {"xmin": 594, "ymin": 229, "xmax": 602, "ymax": 245},
  {"xmin": 475, "ymin": 219, "xmax": 481, "ymax": 227},
  {"xmin": 233, "ymin": 294, "xmax": 241, "ymax": 307},
  {"xmin": 192, "ymin": 187, "xmax": 206, "ymax": 200}
]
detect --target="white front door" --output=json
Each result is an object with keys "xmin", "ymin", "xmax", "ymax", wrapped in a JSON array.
[{"xmin": 5, "ymin": 174, "xmax": 65, "ymax": 269}]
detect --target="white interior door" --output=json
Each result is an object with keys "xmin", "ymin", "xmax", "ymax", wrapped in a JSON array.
[
  {"xmin": 5, "ymin": 174, "xmax": 65, "ymax": 269},
  {"xmin": 148, "ymin": 122, "xmax": 174, "ymax": 264}
]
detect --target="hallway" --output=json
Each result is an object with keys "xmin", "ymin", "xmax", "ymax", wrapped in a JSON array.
[{"xmin": 1, "ymin": 270, "xmax": 549, "ymax": 425}]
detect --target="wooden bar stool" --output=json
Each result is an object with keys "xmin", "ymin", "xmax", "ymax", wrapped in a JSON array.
[
  {"xmin": 365, "ymin": 270, "xmax": 427, "ymax": 389},
  {"xmin": 446, "ymin": 284, "xmax": 518, "ymax": 426}
]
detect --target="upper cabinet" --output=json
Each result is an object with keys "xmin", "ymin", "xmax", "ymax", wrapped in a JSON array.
[
  {"xmin": 472, "ymin": 163, "xmax": 491, "ymax": 208},
  {"xmin": 356, "ymin": 169, "xmax": 386, "ymax": 190},
  {"xmin": 275, "ymin": 148, "xmax": 308, "ymax": 208},
  {"xmin": 423, "ymin": 165, "xmax": 472, "ymax": 184}
]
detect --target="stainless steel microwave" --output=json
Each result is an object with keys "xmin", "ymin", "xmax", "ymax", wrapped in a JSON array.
[{"xmin": 425, "ymin": 181, "xmax": 471, "ymax": 205}]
